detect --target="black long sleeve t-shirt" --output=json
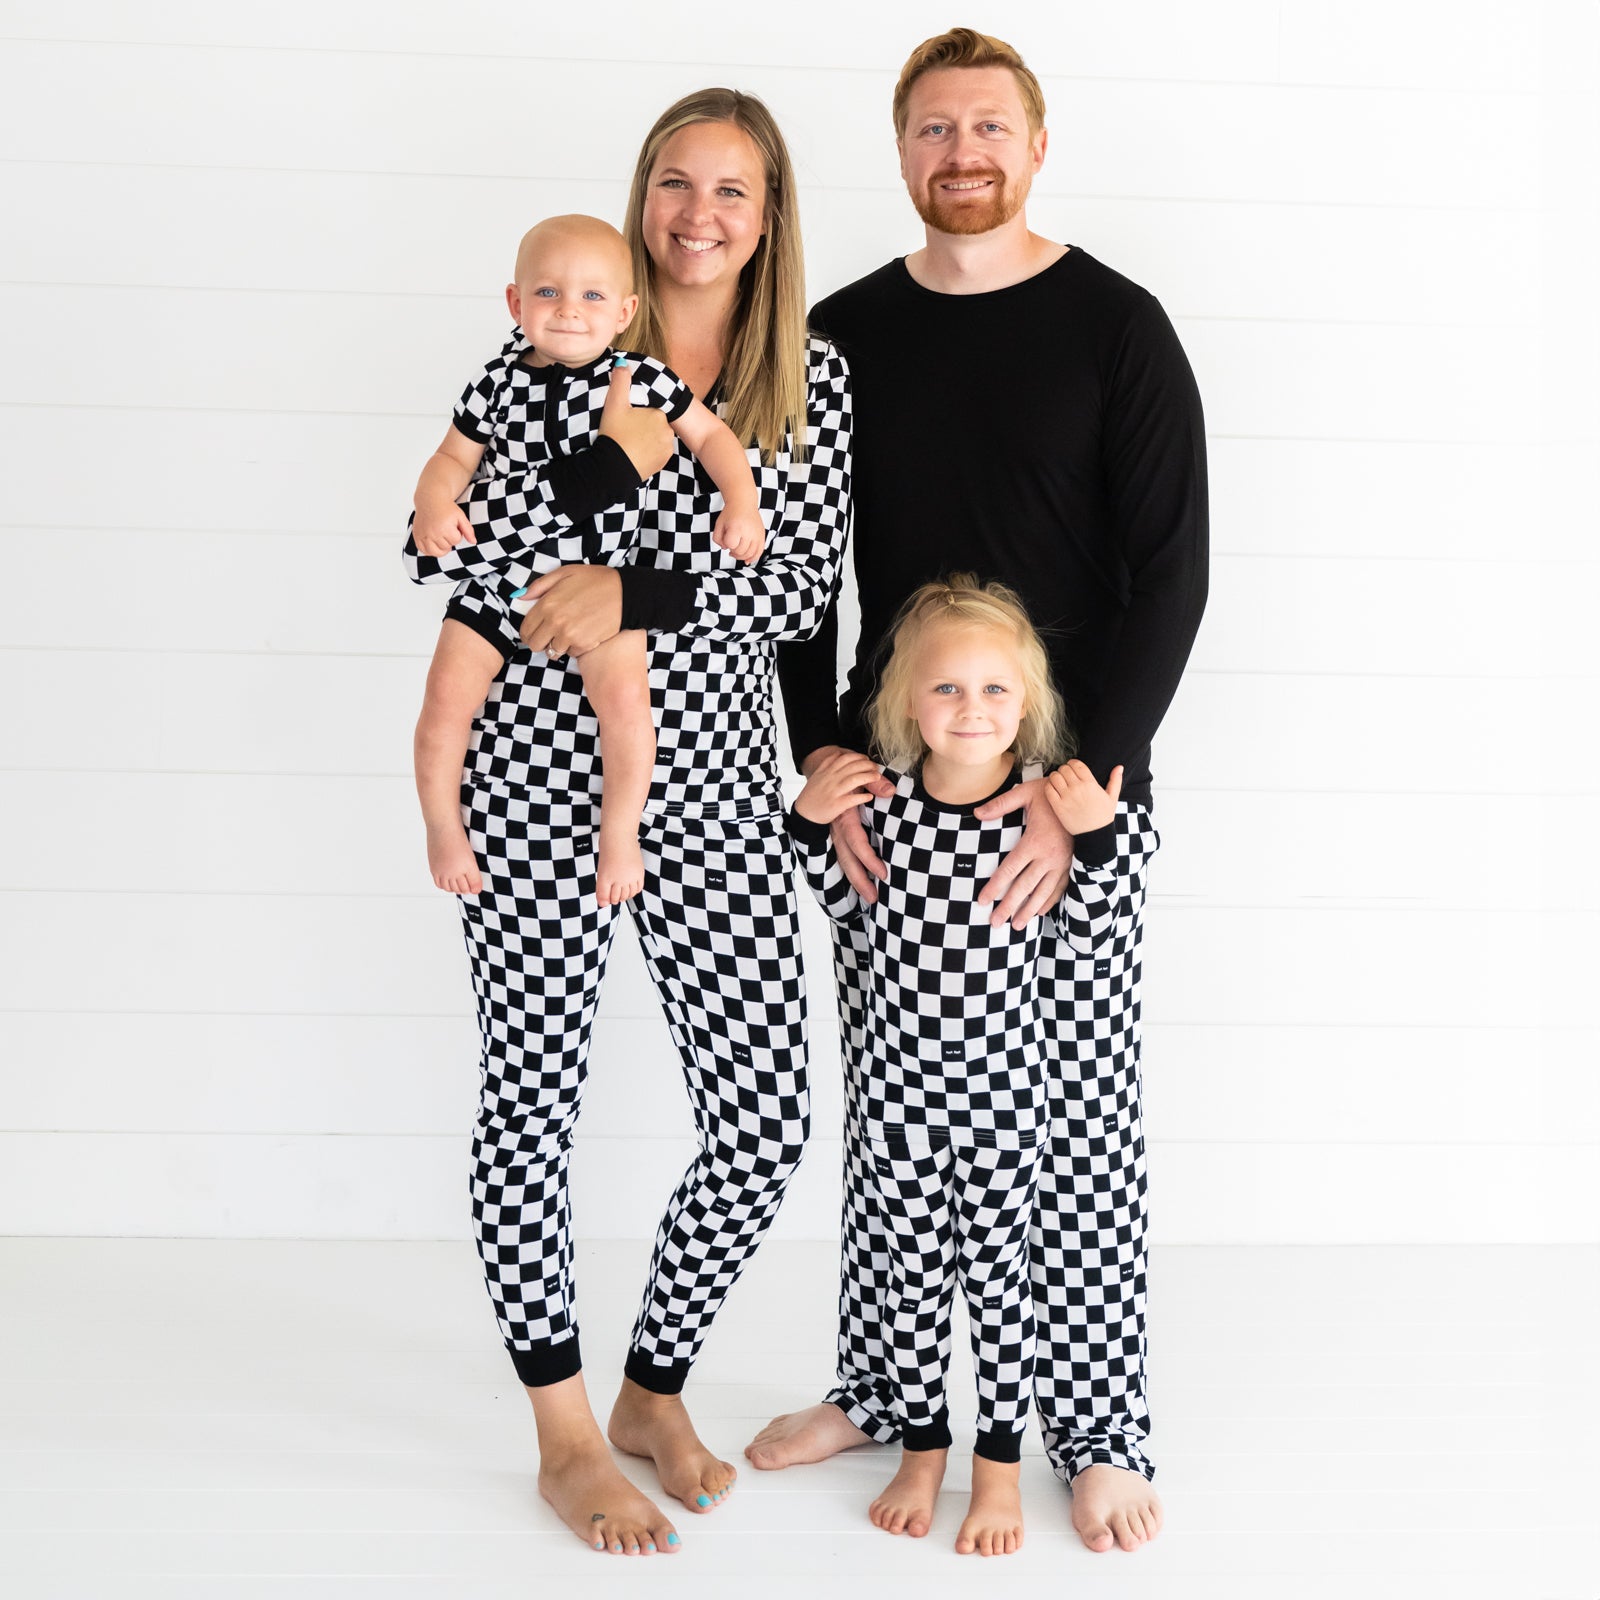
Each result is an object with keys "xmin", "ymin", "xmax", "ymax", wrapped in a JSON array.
[{"xmin": 777, "ymin": 248, "xmax": 1208, "ymax": 812}]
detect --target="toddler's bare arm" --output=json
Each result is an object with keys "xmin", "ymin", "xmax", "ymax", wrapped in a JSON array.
[
  {"xmin": 413, "ymin": 426, "xmax": 488, "ymax": 556},
  {"xmin": 673, "ymin": 397, "xmax": 765, "ymax": 564}
]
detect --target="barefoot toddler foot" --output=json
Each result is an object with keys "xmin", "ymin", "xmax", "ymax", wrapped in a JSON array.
[
  {"xmin": 745, "ymin": 1402, "xmax": 874, "ymax": 1470},
  {"xmin": 955, "ymin": 1455, "xmax": 1024, "ymax": 1556},
  {"xmin": 608, "ymin": 1379, "xmax": 736, "ymax": 1514},
  {"xmin": 595, "ymin": 834, "xmax": 645, "ymax": 906},
  {"xmin": 869, "ymin": 1446, "xmax": 946, "ymax": 1537},
  {"xmin": 1070, "ymin": 1462, "xmax": 1163, "ymax": 1553},
  {"xmin": 427, "ymin": 824, "xmax": 482, "ymax": 895}
]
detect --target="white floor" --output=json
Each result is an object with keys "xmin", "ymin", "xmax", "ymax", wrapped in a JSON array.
[{"xmin": 0, "ymin": 1238, "xmax": 1594, "ymax": 1599}]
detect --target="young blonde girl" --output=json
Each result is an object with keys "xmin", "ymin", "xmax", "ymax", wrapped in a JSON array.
[{"xmin": 788, "ymin": 574, "xmax": 1130, "ymax": 1557}]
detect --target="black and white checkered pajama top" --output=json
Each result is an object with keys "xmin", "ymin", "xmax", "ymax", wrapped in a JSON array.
[
  {"xmin": 404, "ymin": 334, "xmax": 853, "ymax": 818},
  {"xmin": 788, "ymin": 766, "xmax": 1136, "ymax": 1148}
]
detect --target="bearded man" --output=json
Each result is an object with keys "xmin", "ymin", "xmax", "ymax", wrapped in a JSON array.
[{"xmin": 749, "ymin": 27, "xmax": 1209, "ymax": 1556}]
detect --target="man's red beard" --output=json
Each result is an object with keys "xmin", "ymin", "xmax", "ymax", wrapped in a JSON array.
[{"xmin": 911, "ymin": 166, "xmax": 1028, "ymax": 236}]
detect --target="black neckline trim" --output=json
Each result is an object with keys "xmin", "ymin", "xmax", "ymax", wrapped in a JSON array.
[{"xmin": 908, "ymin": 760, "xmax": 1020, "ymax": 816}]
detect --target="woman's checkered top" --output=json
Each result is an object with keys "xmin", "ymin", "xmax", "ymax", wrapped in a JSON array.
[
  {"xmin": 788, "ymin": 766, "xmax": 1134, "ymax": 1145},
  {"xmin": 404, "ymin": 335, "xmax": 853, "ymax": 819}
]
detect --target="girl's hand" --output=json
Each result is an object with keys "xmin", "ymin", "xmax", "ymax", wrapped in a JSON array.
[
  {"xmin": 598, "ymin": 362, "xmax": 675, "ymax": 481},
  {"xmin": 714, "ymin": 504, "xmax": 766, "ymax": 565},
  {"xmin": 795, "ymin": 749, "xmax": 891, "ymax": 827},
  {"xmin": 1043, "ymin": 761, "xmax": 1123, "ymax": 837},
  {"xmin": 413, "ymin": 502, "xmax": 475, "ymax": 556}
]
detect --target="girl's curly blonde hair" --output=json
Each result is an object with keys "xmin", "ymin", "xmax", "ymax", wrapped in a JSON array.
[{"xmin": 866, "ymin": 573, "xmax": 1071, "ymax": 773}]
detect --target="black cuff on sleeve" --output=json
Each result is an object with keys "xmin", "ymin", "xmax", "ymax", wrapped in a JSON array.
[
  {"xmin": 544, "ymin": 436, "xmax": 641, "ymax": 523},
  {"xmin": 786, "ymin": 808, "xmax": 832, "ymax": 848},
  {"xmin": 1070, "ymin": 819, "xmax": 1118, "ymax": 868},
  {"xmin": 444, "ymin": 595, "xmax": 517, "ymax": 663},
  {"xmin": 619, "ymin": 567, "xmax": 700, "ymax": 633}
]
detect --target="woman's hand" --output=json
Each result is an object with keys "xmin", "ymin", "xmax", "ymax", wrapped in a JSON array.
[
  {"xmin": 519, "ymin": 565, "xmax": 623, "ymax": 657},
  {"xmin": 973, "ymin": 776, "xmax": 1074, "ymax": 929},
  {"xmin": 1044, "ymin": 761, "xmax": 1123, "ymax": 838},
  {"xmin": 599, "ymin": 361, "xmax": 676, "ymax": 481}
]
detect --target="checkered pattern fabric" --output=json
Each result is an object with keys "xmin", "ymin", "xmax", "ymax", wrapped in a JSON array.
[
  {"xmin": 438, "ymin": 333, "xmax": 692, "ymax": 605},
  {"xmin": 790, "ymin": 767, "xmax": 1140, "ymax": 1149},
  {"xmin": 821, "ymin": 803, "xmax": 1161, "ymax": 1483},
  {"xmin": 869, "ymin": 1135, "xmax": 1043, "ymax": 1464},
  {"xmin": 414, "ymin": 338, "xmax": 851, "ymax": 1390},
  {"xmin": 463, "ymin": 798, "xmax": 809, "ymax": 1391},
  {"xmin": 406, "ymin": 336, "xmax": 853, "ymax": 817}
]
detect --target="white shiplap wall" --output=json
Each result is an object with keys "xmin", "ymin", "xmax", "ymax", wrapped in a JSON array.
[{"xmin": 1, "ymin": 0, "xmax": 1594, "ymax": 1243}]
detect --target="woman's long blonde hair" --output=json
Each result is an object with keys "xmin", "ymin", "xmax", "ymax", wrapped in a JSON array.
[
  {"xmin": 867, "ymin": 574, "xmax": 1071, "ymax": 773},
  {"xmin": 622, "ymin": 88, "xmax": 808, "ymax": 464}
]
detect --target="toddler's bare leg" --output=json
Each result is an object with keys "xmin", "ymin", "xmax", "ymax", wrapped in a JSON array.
[
  {"xmin": 576, "ymin": 630, "xmax": 653, "ymax": 906},
  {"xmin": 414, "ymin": 620, "xmax": 500, "ymax": 894}
]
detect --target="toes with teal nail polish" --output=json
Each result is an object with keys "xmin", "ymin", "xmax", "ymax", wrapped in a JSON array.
[
  {"xmin": 667, "ymin": 1533, "xmax": 680, "ymax": 1546},
  {"xmin": 696, "ymin": 1493, "xmax": 711, "ymax": 1507}
]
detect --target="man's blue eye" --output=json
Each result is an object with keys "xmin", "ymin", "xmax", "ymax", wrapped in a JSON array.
[{"xmin": 926, "ymin": 124, "xmax": 947, "ymax": 136}]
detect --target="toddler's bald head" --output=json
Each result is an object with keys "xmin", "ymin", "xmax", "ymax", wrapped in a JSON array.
[{"xmin": 514, "ymin": 215, "xmax": 633, "ymax": 290}]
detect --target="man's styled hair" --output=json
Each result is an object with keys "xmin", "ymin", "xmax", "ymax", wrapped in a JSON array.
[
  {"xmin": 866, "ymin": 572, "xmax": 1070, "ymax": 773},
  {"xmin": 891, "ymin": 27, "xmax": 1047, "ymax": 139}
]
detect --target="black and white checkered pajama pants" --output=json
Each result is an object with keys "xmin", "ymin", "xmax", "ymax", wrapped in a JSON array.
[
  {"xmin": 461, "ymin": 793, "xmax": 810, "ymax": 1392},
  {"xmin": 869, "ymin": 1135, "xmax": 1044, "ymax": 1464},
  {"xmin": 827, "ymin": 804, "xmax": 1159, "ymax": 1482}
]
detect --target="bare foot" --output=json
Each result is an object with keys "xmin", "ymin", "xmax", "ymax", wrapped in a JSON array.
[
  {"xmin": 955, "ymin": 1455, "xmax": 1024, "ymax": 1556},
  {"xmin": 1070, "ymin": 1463, "xmax": 1163, "ymax": 1553},
  {"xmin": 596, "ymin": 833, "xmax": 644, "ymax": 906},
  {"xmin": 745, "ymin": 1401, "xmax": 873, "ymax": 1470},
  {"xmin": 427, "ymin": 824, "xmax": 482, "ymax": 894},
  {"xmin": 538, "ymin": 1433, "xmax": 680, "ymax": 1555},
  {"xmin": 608, "ymin": 1378, "xmax": 736, "ymax": 1514},
  {"xmin": 869, "ymin": 1446, "xmax": 945, "ymax": 1537}
]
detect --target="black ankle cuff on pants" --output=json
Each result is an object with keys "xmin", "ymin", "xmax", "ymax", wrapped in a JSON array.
[
  {"xmin": 901, "ymin": 1408, "xmax": 953, "ymax": 1452},
  {"xmin": 974, "ymin": 1426, "xmax": 1025, "ymax": 1464},
  {"xmin": 509, "ymin": 1335, "xmax": 582, "ymax": 1388},
  {"xmin": 624, "ymin": 1346, "xmax": 691, "ymax": 1395}
]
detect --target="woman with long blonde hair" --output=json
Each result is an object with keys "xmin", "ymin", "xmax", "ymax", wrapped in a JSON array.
[{"xmin": 402, "ymin": 88, "xmax": 852, "ymax": 1556}]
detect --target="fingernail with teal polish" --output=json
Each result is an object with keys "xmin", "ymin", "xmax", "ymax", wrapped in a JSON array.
[
  {"xmin": 510, "ymin": 586, "xmax": 527, "ymax": 599},
  {"xmin": 697, "ymin": 1494, "xmax": 711, "ymax": 1507},
  {"xmin": 667, "ymin": 1533, "xmax": 680, "ymax": 1546}
]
